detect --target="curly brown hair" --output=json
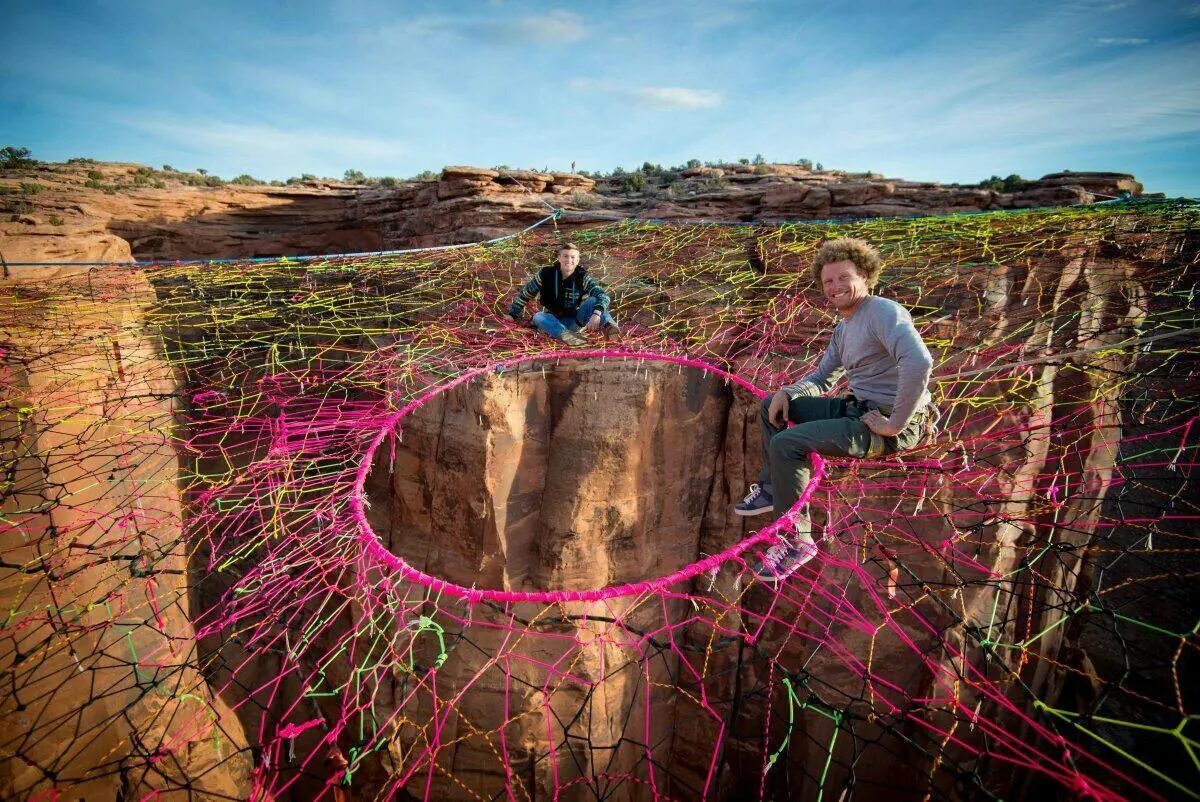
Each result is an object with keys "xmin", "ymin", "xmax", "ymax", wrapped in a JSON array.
[
  {"xmin": 558, "ymin": 242, "xmax": 581, "ymax": 254},
  {"xmin": 811, "ymin": 238, "xmax": 884, "ymax": 289}
]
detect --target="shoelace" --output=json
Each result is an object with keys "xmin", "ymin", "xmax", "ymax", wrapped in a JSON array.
[
  {"xmin": 761, "ymin": 543, "xmax": 788, "ymax": 570},
  {"xmin": 743, "ymin": 483, "xmax": 763, "ymax": 504}
]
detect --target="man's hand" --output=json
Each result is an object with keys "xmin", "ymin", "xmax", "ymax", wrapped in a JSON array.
[
  {"xmin": 583, "ymin": 311, "xmax": 602, "ymax": 332},
  {"xmin": 768, "ymin": 388, "xmax": 790, "ymax": 427},
  {"xmin": 862, "ymin": 409, "xmax": 902, "ymax": 436}
]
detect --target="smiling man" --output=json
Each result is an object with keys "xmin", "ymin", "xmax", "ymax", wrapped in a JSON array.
[
  {"xmin": 737, "ymin": 238, "xmax": 935, "ymax": 581},
  {"xmin": 506, "ymin": 242, "xmax": 619, "ymax": 345}
]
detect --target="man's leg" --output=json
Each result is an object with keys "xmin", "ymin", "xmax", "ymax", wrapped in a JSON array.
[
  {"xmin": 753, "ymin": 405, "xmax": 918, "ymax": 581},
  {"xmin": 531, "ymin": 310, "xmax": 568, "ymax": 340},
  {"xmin": 574, "ymin": 298, "xmax": 617, "ymax": 331},
  {"xmin": 769, "ymin": 415, "xmax": 874, "ymax": 516},
  {"xmin": 756, "ymin": 396, "xmax": 846, "ymax": 484},
  {"xmin": 738, "ymin": 395, "xmax": 844, "ymax": 516}
]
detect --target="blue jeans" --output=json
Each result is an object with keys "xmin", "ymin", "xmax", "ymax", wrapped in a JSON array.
[{"xmin": 531, "ymin": 297, "xmax": 615, "ymax": 340}]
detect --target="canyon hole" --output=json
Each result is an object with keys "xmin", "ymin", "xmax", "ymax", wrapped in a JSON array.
[{"xmin": 362, "ymin": 357, "xmax": 762, "ymax": 593}]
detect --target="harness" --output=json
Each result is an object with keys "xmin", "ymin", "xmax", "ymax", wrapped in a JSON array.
[{"xmin": 843, "ymin": 394, "xmax": 940, "ymax": 457}]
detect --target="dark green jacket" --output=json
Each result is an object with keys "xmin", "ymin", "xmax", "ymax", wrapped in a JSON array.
[{"xmin": 508, "ymin": 264, "xmax": 610, "ymax": 318}]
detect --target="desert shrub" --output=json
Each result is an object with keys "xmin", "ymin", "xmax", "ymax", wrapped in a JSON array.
[
  {"xmin": 84, "ymin": 178, "xmax": 104, "ymax": 189},
  {"xmin": 87, "ymin": 170, "xmax": 103, "ymax": 180},
  {"xmin": 229, "ymin": 174, "xmax": 260, "ymax": 186},
  {"xmin": 0, "ymin": 146, "xmax": 36, "ymax": 170},
  {"xmin": 67, "ymin": 156, "xmax": 97, "ymax": 164},
  {"xmin": 20, "ymin": 182, "xmax": 43, "ymax": 194},
  {"xmin": 624, "ymin": 172, "xmax": 646, "ymax": 192},
  {"xmin": 980, "ymin": 174, "xmax": 1033, "ymax": 192},
  {"xmin": 694, "ymin": 176, "xmax": 730, "ymax": 193},
  {"xmin": 343, "ymin": 169, "xmax": 366, "ymax": 183},
  {"xmin": 49, "ymin": 214, "xmax": 63, "ymax": 225},
  {"xmin": 2, "ymin": 198, "xmax": 34, "ymax": 216},
  {"xmin": 569, "ymin": 191, "xmax": 602, "ymax": 209}
]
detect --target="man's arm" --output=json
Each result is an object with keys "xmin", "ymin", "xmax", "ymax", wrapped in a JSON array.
[
  {"xmin": 872, "ymin": 301, "xmax": 933, "ymax": 429},
  {"xmin": 507, "ymin": 272, "xmax": 543, "ymax": 319},
  {"xmin": 581, "ymin": 274, "xmax": 611, "ymax": 313},
  {"xmin": 781, "ymin": 332, "xmax": 844, "ymax": 399}
]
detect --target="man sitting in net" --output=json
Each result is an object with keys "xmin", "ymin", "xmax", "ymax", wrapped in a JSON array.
[
  {"xmin": 737, "ymin": 237, "xmax": 935, "ymax": 581},
  {"xmin": 505, "ymin": 242, "xmax": 619, "ymax": 344}
]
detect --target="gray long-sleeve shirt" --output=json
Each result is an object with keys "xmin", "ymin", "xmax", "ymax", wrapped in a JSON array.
[{"xmin": 783, "ymin": 295, "xmax": 933, "ymax": 426}]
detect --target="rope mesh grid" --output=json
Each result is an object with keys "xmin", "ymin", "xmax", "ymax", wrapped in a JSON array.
[{"xmin": 1, "ymin": 199, "xmax": 1197, "ymax": 800}]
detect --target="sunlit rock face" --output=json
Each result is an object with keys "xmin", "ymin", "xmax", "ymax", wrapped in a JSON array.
[
  {"xmin": 366, "ymin": 359, "xmax": 757, "ymax": 593},
  {"xmin": 2, "ymin": 206, "xmax": 1192, "ymax": 801},
  {"xmin": 357, "ymin": 361, "xmax": 761, "ymax": 801}
]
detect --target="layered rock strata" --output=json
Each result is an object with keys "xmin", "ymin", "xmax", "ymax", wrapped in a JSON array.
[
  {"xmin": 1, "ymin": 160, "xmax": 1144, "ymax": 262},
  {"xmin": 0, "ymin": 266, "xmax": 251, "ymax": 800}
]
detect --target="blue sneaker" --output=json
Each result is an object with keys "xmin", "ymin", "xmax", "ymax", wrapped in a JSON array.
[
  {"xmin": 734, "ymin": 483, "xmax": 774, "ymax": 516},
  {"xmin": 751, "ymin": 537, "xmax": 819, "ymax": 582}
]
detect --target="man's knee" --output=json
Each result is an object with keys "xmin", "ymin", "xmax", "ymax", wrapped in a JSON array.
[
  {"xmin": 759, "ymin": 396, "xmax": 774, "ymax": 422},
  {"xmin": 768, "ymin": 430, "xmax": 811, "ymax": 463}
]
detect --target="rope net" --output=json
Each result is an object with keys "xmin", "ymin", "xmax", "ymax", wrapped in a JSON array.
[{"xmin": 1, "ymin": 200, "xmax": 1198, "ymax": 800}]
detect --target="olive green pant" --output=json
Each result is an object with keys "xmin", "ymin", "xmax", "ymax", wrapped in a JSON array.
[{"xmin": 757, "ymin": 395, "xmax": 924, "ymax": 518}]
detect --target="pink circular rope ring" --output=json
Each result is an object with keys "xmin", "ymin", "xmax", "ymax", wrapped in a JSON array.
[{"xmin": 351, "ymin": 349, "xmax": 827, "ymax": 604}]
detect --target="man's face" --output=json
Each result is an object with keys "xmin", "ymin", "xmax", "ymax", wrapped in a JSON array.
[
  {"xmin": 557, "ymin": 248, "xmax": 580, "ymax": 272},
  {"xmin": 820, "ymin": 259, "xmax": 870, "ymax": 313}
]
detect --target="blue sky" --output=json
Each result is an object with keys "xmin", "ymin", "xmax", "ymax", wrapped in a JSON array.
[{"xmin": 3, "ymin": 0, "xmax": 1199, "ymax": 196}]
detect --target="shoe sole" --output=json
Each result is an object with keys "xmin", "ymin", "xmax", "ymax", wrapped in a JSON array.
[
  {"xmin": 750, "ymin": 549, "xmax": 818, "ymax": 582},
  {"xmin": 734, "ymin": 505, "xmax": 774, "ymax": 517}
]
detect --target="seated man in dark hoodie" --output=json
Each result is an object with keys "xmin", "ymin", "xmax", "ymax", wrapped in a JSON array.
[{"xmin": 505, "ymin": 242, "xmax": 619, "ymax": 344}]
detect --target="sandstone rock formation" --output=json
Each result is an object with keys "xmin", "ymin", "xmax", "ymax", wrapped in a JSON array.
[
  {"xmin": 0, "ymin": 266, "xmax": 251, "ymax": 800},
  {"xmin": 1, "ymin": 159, "xmax": 1145, "ymax": 263},
  {"xmin": 0, "ymin": 159, "xmax": 1188, "ymax": 801},
  {"xmin": 358, "ymin": 360, "xmax": 759, "ymax": 800}
]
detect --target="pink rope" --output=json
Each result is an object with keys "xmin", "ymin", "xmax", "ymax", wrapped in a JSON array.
[{"xmin": 350, "ymin": 349, "xmax": 826, "ymax": 603}]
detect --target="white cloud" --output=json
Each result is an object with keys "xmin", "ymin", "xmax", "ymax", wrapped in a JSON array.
[
  {"xmin": 1095, "ymin": 37, "xmax": 1150, "ymax": 45},
  {"xmin": 127, "ymin": 118, "xmax": 407, "ymax": 177},
  {"xmin": 570, "ymin": 79, "xmax": 723, "ymax": 110},
  {"xmin": 632, "ymin": 87, "xmax": 724, "ymax": 109},
  {"xmin": 373, "ymin": 10, "xmax": 585, "ymax": 46},
  {"xmin": 511, "ymin": 11, "xmax": 586, "ymax": 43},
  {"xmin": 687, "ymin": 9, "xmax": 1200, "ymax": 185},
  {"xmin": 692, "ymin": 9, "xmax": 744, "ymax": 29}
]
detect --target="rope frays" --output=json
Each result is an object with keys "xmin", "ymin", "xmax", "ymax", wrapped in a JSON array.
[{"xmin": 1, "ymin": 200, "xmax": 1198, "ymax": 800}]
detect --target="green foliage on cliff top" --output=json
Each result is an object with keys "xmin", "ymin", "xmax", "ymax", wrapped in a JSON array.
[{"xmin": 2, "ymin": 146, "xmax": 37, "ymax": 170}]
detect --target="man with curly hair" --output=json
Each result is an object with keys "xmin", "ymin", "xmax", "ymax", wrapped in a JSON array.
[{"xmin": 736, "ymin": 237, "xmax": 934, "ymax": 581}]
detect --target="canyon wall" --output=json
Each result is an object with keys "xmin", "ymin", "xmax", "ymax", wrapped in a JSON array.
[{"xmin": 2, "ymin": 160, "xmax": 1144, "ymax": 262}]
